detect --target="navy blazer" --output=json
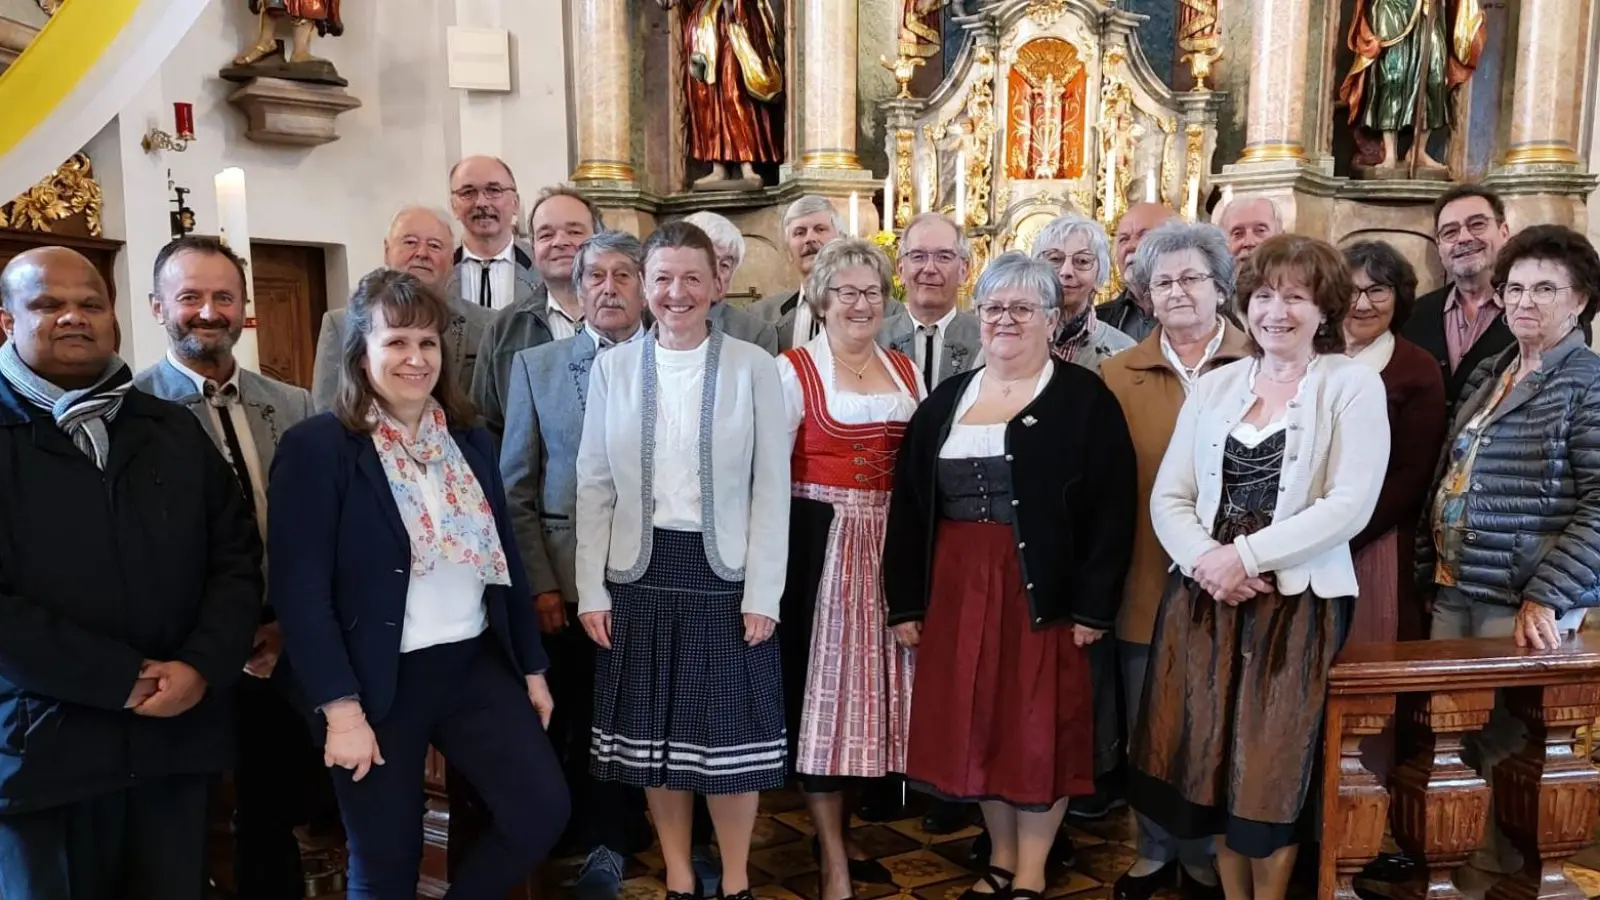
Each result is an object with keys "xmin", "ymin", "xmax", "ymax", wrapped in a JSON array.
[{"xmin": 267, "ymin": 412, "xmax": 545, "ymax": 722}]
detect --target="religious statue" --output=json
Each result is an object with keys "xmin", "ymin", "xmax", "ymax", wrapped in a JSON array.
[
  {"xmin": 1338, "ymin": 0, "xmax": 1485, "ymax": 174},
  {"xmin": 656, "ymin": 0, "xmax": 783, "ymax": 191},
  {"xmin": 224, "ymin": 0, "xmax": 347, "ymax": 86}
]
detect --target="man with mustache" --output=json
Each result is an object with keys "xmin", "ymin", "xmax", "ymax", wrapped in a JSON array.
[
  {"xmin": 309, "ymin": 205, "xmax": 496, "ymax": 411},
  {"xmin": 683, "ymin": 211, "xmax": 780, "ymax": 355},
  {"xmin": 1217, "ymin": 196, "xmax": 1282, "ymax": 266},
  {"xmin": 500, "ymin": 231, "xmax": 652, "ymax": 900},
  {"xmin": 879, "ymin": 212, "xmax": 980, "ymax": 393},
  {"xmin": 1401, "ymin": 184, "xmax": 1515, "ymax": 406},
  {"xmin": 750, "ymin": 195, "xmax": 841, "ymax": 349},
  {"xmin": 0, "ymin": 247, "xmax": 260, "ymax": 900},
  {"xmin": 473, "ymin": 186, "xmax": 603, "ymax": 437},
  {"xmin": 1099, "ymin": 202, "xmax": 1178, "ymax": 342},
  {"xmin": 133, "ymin": 237, "xmax": 318, "ymax": 900},
  {"xmin": 450, "ymin": 155, "xmax": 544, "ymax": 312}
]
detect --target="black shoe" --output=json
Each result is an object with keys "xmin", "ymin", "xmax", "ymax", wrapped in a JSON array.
[
  {"xmin": 1048, "ymin": 833, "xmax": 1076, "ymax": 870},
  {"xmin": 921, "ymin": 800, "xmax": 969, "ymax": 835},
  {"xmin": 1067, "ymin": 787, "xmax": 1128, "ymax": 821},
  {"xmin": 1359, "ymin": 852, "xmax": 1421, "ymax": 884},
  {"xmin": 1011, "ymin": 890, "xmax": 1047, "ymax": 900},
  {"xmin": 958, "ymin": 866, "xmax": 1014, "ymax": 900},
  {"xmin": 970, "ymin": 830, "xmax": 991, "ymax": 867},
  {"xmin": 1113, "ymin": 863, "xmax": 1177, "ymax": 900},
  {"xmin": 720, "ymin": 891, "xmax": 757, "ymax": 900},
  {"xmin": 812, "ymin": 837, "xmax": 895, "ymax": 885}
]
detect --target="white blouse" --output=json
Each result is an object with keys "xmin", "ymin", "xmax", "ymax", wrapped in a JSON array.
[
  {"xmin": 398, "ymin": 460, "xmax": 488, "ymax": 653},
  {"xmin": 652, "ymin": 338, "xmax": 709, "ymax": 531},
  {"xmin": 939, "ymin": 361, "xmax": 1054, "ymax": 459},
  {"xmin": 776, "ymin": 335, "xmax": 921, "ymax": 442}
]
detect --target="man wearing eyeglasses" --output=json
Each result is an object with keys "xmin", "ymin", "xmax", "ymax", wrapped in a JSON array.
[
  {"xmin": 879, "ymin": 213, "xmax": 981, "ymax": 392},
  {"xmin": 1401, "ymin": 184, "xmax": 1514, "ymax": 405},
  {"xmin": 449, "ymin": 155, "xmax": 543, "ymax": 312}
]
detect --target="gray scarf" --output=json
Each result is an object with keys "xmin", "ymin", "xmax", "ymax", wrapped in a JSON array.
[{"xmin": 0, "ymin": 340, "xmax": 132, "ymax": 469}]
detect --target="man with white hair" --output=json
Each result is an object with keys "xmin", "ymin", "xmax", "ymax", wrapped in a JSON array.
[
  {"xmin": 1216, "ymin": 196, "xmax": 1282, "ymax": 266},
  {"xmin": 749, "ymin": 195, "xmax": 842, "ymax": 349},
  {"xmin": 309, "ymin": 205, "xmax": 496, "ymax": 411},
  {"xmin": 682, "ymin": 211, "xmax": 780, "ymax": 355}
]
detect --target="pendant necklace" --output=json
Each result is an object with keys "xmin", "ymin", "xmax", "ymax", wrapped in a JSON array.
[{"xmin": 836, "ymin": 354, "xmax": 871, "ymax": 380}]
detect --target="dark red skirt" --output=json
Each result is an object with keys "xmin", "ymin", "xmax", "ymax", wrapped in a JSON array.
[{"xmin": 905, "ymin": 519, "xmax": 1095, "ymax": 809}]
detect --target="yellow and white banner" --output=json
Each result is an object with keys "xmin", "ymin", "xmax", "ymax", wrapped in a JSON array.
[{"xmin": 0, "ymin": 0, "xmax": 211, "ymax": 203}]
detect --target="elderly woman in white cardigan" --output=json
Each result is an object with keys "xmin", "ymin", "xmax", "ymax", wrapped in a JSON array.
[
  {"xmin": 1128, "ymin": 234, "xmax": 1388, "ymax": 900},
  {"xmin": 575, "ymin": 221, "xmax": 791, "ymax": 900}
]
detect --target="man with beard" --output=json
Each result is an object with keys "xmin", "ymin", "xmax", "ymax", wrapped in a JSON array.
[
  {"xmin": 310, "ymin": 205, "xmax": 495, "ymax": 410},
  {"xmin": 878, "ymin": 212, "xmax": 980, "ymax": 393},
  {"xmin": 683, "ymin": 211, "xmax": 780, "ymax": 354},
  {"xmin": 1099, "ymin": 202, "xmax": 1177, "ymax": 342},
  {"xmin": 749, "ymin": 195, "xmax": 841, "ymax": 349},
  {"xmin": 1217, "ymin": 196, "xmax": 1282, "ymax": 266},
  {"xmin": 132, "ymin": 236, "xmax": 319, "ymax": 900},
  {"xmin": 0, "ymin": 247, "xmax": 260, "ymax": 900},
  {"xmin": 473, "ymin": 186, "xmax": 603, "ymax": 437},
  {"xmin": 1402, "ymin": 184, "xmax": 1515, "ymax": 406},
  {"xmin": 450, "ymin": 155, "xmax": 544, "ymax": 312}
]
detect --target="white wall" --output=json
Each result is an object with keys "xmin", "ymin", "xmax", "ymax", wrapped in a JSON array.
[{"xmin": 93, "ymin": 0, "xmax": 571, "ymax": 369}]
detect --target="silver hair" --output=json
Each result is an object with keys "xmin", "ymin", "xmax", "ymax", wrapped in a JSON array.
[
  {"xmin": 1128, "ymin": 220, "xmax": 1237, "ymax": 299},
  {"xmin": 1030, "ymin": 213, "xmax": 1112, "ymax": 291},
  {"xmin": 1217, "ymin": 195, "xmax": 1283, "ymax": 232},
  {"xmin": 973, "ymin": 251, "xmax": 1063, "ymax": 314},
  {"xmin": 781, "ymin": 194, "xmax": 844, "ymax": 236},
  {"xmin": 572, "ymin": 230, "xmax": 644, "ymax": 293},
  {"xmin": 899, "ymin": 212, "xmax": 971, "ymax": 261},
  {"xmin": 387, "ymin": 205, "xmax": 457, "ymax": 242},
  {"xmin": 802, "ymin": 238, "xmax": 894, "ymax": 316},
  {"xmin": 682, "ymin": 211, "xmax": 746, "ymax": 270}
]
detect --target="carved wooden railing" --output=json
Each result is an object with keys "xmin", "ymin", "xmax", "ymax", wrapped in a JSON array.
[{"xmin": 1320, "ymin": 636, "xmax": 1600, "ymax": 900}]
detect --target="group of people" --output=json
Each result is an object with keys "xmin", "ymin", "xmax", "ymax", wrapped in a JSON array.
[{"xmin": 0, "ymin": 152, "xmax": 1595, "ymax": 900}]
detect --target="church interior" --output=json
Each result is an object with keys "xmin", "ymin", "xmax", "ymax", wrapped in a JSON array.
[{"xmin": 4, "ymin": 0, "xmax": 1600, "ymax": 899}]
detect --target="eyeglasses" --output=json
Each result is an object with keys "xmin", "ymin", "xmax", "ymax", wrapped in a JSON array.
[
  {"xmin": 828, "ymin": 286, "xmax": 885, "ymax": 306},
  {"xmin": 452, "ymin": 184, "xmax": 516, "ymax": 202},
  {"xmin": 903, "ymin": 250, "xmax": 961, "ymax": 267},
  {"xmin": 1353, "ymin": 284, "xmax": 1393, "ymax": 304},
  {"xmin": 1149, "ymin": 273, "xmax": 1214, "ymax": 297},
  {"xmin": 1037, "ymin": 250, "xmax": 1098, "ymax": 272},
  {"xmin": 1436, "ymin": 216, "xmax": 1495, "ymax": 243},
  {"xmin": 1499, "ymin": 282, "xmax": 1575, "ymax": 306},
  {"xmin": 977, "ymin": 302, "xmax": 1044, "ymax": 324}
]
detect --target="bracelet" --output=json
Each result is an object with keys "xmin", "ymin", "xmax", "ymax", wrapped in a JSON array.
[{"xmin": 327, "ymin": 713, "xmax": 367, "ymax": 734}]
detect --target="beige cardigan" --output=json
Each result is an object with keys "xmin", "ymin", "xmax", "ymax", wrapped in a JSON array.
[{"xmin": 1150, "ymin": 353, "xmax": 1389, "ymax": 599}]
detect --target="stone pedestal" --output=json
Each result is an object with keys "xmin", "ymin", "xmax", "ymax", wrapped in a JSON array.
[{"xmin": 223, "ymin": 77, "xmax": 361, "ymax": 146}]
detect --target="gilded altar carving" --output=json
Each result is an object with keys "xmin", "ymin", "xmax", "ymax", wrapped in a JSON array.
[
  {"xmin": 4, "ymin": 154, "xmax": 103, "ymax": 237},
  {"xmin": 1096, "ymin": 68, "xmax": 1138, "ymax": 224},
  {"xmin": 1026, "ymin": 0, "xmax": 1070, "ymax": 28},
  {"xmin": 934, "ymin": 47, "xmax": 996, "ymax": 229},
  {"xmin": 1177, "ymin": 0, "xmax": 1223, "ymax": 88},
  {"xmin": 1006, "ymin": 38, "xmax": 1087, "ymax": 181}
]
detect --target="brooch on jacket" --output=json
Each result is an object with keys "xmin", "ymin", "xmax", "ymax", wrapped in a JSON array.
[{"xmin": 1022, "ymin": 415, "xmax": 1038, "ymax": 427}]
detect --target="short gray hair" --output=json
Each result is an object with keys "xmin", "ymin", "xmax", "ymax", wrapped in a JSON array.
[
  {"xmin": 803, "ymin": 238, "xmax": 893, "ymax": 316},
  {"xmin": 387, "ymin": 205, "xmax": 456, "ymax": 242},
  {"xmin": 973, "ymin": 251, "xmax": 1063, "ymax": 313},
  {"xmin": 1031, "ymin": 213, "xmax": 1111, "ymax": 290},
  {"xmin": 900, "ymin": 212, "xmax": 971, "ymax": 261},
  {"xmin": 573, "ymin": 230, "xmax": 644, "ymax": 292},
  {"xmin": 781, "ymin": 194, "xmax": 843, "ymax": 236},
  {"xmin": 682, "ymin": 211, "xmax": 746, "ymax": 270},
  {"xmin": 1217, "ymin": 196, "xmax": 1283, "ymax": 232},
  {"xmin": 1128, "ymin": 221, "xmax": 1237, "ymax": 299}
]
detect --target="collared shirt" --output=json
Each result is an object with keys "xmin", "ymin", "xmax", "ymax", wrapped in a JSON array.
[
  {"xmin": 458, "ymin": 239, "xmax": 518, "ymax": 311},
  {"xmin": 590, "ymin": 323, "xmax": 645, "ymax": 351},
  {"xmin": 792, "ymin": 291, "xmax": 819, "ymax": 345},
  {"xmin": 1160, "ymin": 322, "xmax": 1227, "ymax": 393},
  {"xmin": 547, "ymin": 298, "xmax": 584, "ymax": 341},
  {"xmin": 1443, "ymin": 286, "xmax": 1505, "ymax": 373},
  {"xmin": 908, "ymin": 305, "xmax": 959, "ymax": 388},
  {"xmin": 166, "ymin": 351, "xmax": 268, "ymax": 536}
]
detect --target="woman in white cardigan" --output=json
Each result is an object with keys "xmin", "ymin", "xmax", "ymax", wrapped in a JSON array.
[
  {"xmin": 1128, "ymin": 234, "xmax": 1389, "ymax": 900},
  {"xmin": 575, "ymin": 221, "xmax": 791, "ymax": 900}
]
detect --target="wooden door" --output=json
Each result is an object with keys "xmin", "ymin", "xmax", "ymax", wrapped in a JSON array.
[{"xmin": 250, "ymin": 242, "xmax": 327, "ymax": 389}]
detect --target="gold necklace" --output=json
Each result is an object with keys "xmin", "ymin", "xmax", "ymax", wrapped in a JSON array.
[{"xmin": 835, "ymin": 354, "xmax": 871, "ymax": 380}]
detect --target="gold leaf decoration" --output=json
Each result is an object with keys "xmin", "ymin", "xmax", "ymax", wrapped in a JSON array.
[{"xmin": 3, "ymin": 153, "xmax": 103, "ymax": 237}]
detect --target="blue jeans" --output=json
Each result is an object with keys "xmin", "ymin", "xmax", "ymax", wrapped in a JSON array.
[{"xmin": 1121, "ymin": 640, "xmax": 1214, "ymax": 867}]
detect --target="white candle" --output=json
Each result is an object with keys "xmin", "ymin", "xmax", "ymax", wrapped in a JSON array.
[
  {"xmin": 884, "ymin": 174, "xmax": 895, "ymax": 232},
  {"xmin": 1184, "ymin": 174, "xmax": 1200, "ymax": 221},
  {"xmin": 954, "ymin": 150, "xmax": 967, "ymax": 225},
  {"xmin": 214, "ymin": 168, "xmax": 258, "ymax": 372},
  {"xmin": 919, "ymin": 166, "xmax": 932, "ymax": 214},
  {"xmin": 849, "ymin": 191, "xmax": 859, "ymax": 237},
  {"xmin": 1103, "ymin": 146, "xmax": 1117, "ymax": 219},
  {"xmin": 1145, "ymin": 171, "xmax": 1158, "ymax": 203}
]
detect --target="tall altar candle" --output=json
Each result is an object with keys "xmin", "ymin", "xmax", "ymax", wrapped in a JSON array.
[
  {"xmin": 849, "ymin": 192, "xmax": 860, "ymax": 237},
  {"xmin": 1145, "ymin": 171, "xmax": 1158, "ymax": 204},
  {"xmin": 954, "ymin": 150, "xmax": 967, "ymax": 225},
  {"xmin": 883, "ymin": 174, "xmax": 895, "ymax": 232},
  {"xmin": 1183, "ymin": 174, "xmax": 1200, "ymax": 221},
  {"xmin": 919, "ymin": 166, "xmax": 932, "ymax": 214},
  {"xmin": 214, "ymin": 168, "xmax": 258, "ymax": 372},
  {"xmin": 1103, "ymin": 147, "xmax": 1117, "ymax": 220}
]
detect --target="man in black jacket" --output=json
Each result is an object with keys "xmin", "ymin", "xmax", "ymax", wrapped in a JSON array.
[
  {"xmin": 0, "ymin": 247, "xmax": 261, "ymax": 900},
  {"xmin": 1401, "ymin": 184, "xmax": 1514, "ymax": 406}
]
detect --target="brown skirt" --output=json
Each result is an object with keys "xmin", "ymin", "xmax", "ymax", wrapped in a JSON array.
[{"xmin": 1128, "ymin": 572, "xmax": 1349, "ymax": 858}]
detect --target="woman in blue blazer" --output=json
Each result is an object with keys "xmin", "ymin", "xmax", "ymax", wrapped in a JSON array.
[{"xmin": 268, "ymin": 269, "xmax": 568, "ymax": 900}]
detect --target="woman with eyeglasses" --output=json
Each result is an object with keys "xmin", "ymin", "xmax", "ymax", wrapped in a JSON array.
[
  {"xmin": 1339, "ymin": 242, "xmax": 1447, "ymax": 643},
  {"xmin": 1133, "ymin": 234, "xmax": 1388, "ymax": 900},
  {"xmin": 1032, "ymin": 213, "xmax": 1137, "ymax": 373},
  {"xmin": 884, "ymin": 252, "xmax": 1136, "ymax": 900},
  {"xmin": 777, "ymin": 239, "xmax": 921, "ymax": 900}
]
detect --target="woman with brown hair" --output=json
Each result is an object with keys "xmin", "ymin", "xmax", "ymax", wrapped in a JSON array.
[
  {"xmin": 1133, "ymin": 235, "xmax": 1389, "ymax": 900},
  {"xmin": 268, "ymin": 269, "xmax": 568, "ymax": 899}
]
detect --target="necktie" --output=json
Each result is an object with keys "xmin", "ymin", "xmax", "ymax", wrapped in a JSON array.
[
  {"xmin": 204, "ymin": 382, "xmax": 256, "ymax": 519},
  {"xmin": 477, "ymin": 259, "xmax": 497, "ymax": 309},
  {"xmin": 920, "ymin": 325, "xmax": 937, "ymax": 392}
]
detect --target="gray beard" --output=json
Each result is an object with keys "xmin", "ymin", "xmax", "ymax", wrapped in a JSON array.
[{"xmin": 171, "ymin": 327, "xmax": 240, "ymax": 364}]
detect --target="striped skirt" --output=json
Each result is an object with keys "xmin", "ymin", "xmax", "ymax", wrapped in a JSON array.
[
  {"xmin": 791, "ymin": 483, "xmax": 914, "ymax": 778},
  {"xmin": 590, "ymin": 528, "xmax": 787, "ymax": 795}
]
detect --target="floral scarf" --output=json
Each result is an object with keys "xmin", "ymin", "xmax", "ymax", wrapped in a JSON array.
[
  {"xmin": 371, "ymin": 401, "xmax": 510, "ymax": 586},
  {"xmin": 1051, "ymin": 305, "xmax": 1096, "ymax": 364}
]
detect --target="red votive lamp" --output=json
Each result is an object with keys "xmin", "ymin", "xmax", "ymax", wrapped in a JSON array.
[{"xmin": 174, "ymin": 102, "xmax": 196, "ymax": 141}]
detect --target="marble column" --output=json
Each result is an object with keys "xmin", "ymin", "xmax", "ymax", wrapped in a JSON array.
[
  {"xmin": 569, "ymin": 0, "xmax": 634, "ymax": 183},
  {"xmin": 799, "ymin": 0, "xmax": 861, "ymax": 171},
  {"xmin": 1237, "ymin": 0, "xmax": 1311, "ymax": 163},
  {"xmin": 1502, "ymin": 0, "xmax": 1592, "ymax": 168}
]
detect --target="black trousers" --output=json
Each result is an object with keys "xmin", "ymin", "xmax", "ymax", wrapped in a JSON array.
[
  {"xmin": 0, "ymin": 775, "xmax": 209, "ymax": 900},
  {"xmin": 234, "ymin": 672, "xmax": 329, "ymax": 900},
  {"xmin": 329, "ymin": 636, "xmax": 569, "ymax": 900}
]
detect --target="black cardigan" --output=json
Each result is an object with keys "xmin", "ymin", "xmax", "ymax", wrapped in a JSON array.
[
  {"xmin": 1401, "ymin": 285, "xmax": 1515, "ymax": 408},
  {"xmin": 883, "ymin": 363, "xmax": 1137, "ymax": 631}
]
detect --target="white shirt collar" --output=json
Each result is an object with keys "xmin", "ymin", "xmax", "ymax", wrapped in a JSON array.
[
  {"xmin": 167, "ymin": 350, "xmax": 240, "ymax": 396},
  {"xmin": 461, "ymin": 239, "xmax": 516, "ymax": 265},
  {"xmin": 909, "ymin": 304, "xmax": 959, "ymax": 333},
  {"xmin": 592, "ymin": 323, "xmax": 645, "ymax": 349},
  {"xmin": 1159, "ymin": 323, "xmax": 1227, "ymax": 392}
]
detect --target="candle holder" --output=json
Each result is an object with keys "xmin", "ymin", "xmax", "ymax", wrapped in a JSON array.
[
  {"xmin": 879, "ymin": 52, "xmax": 925, "ymax": 100},
  {"xmin": 143, "ymin": 102, "xmax": 196, "ymax": 154}
]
